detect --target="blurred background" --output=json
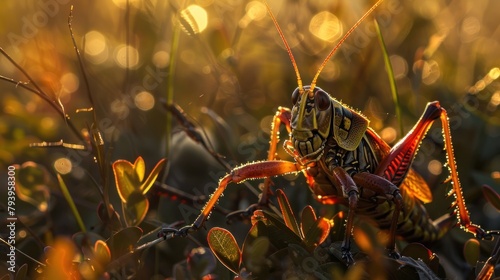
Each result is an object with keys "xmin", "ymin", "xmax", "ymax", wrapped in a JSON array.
[{"xmin": 0, "ymin": 0, "xmax": 499, "ymax": 278}]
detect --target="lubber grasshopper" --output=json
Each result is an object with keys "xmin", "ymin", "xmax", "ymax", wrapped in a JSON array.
[{"xmin": 161, "ymin": 0, "xmax": 498, "ymax": 263}]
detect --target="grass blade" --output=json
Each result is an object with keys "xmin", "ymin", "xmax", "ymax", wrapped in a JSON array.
[
  {"xmin": 57, "ymin": 174, "xmax": 86, "ymax": 233},
  {"xmin": 374, "ymin": 19, "xmax": 404, "ymax": 136}
]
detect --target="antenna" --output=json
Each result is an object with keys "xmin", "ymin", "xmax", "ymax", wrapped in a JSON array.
[
  {"xmin": 265, "ymin": 1, "xmax": 303, "ymax": 93},
  {"xmin": 310, "ymin": 0, "xmax": 384, "ymax": 95}
]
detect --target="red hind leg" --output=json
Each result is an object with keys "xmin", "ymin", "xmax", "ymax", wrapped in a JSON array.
[{"xmin": 375, "ymin": 101, "xmax": 486, "ymax": 238}]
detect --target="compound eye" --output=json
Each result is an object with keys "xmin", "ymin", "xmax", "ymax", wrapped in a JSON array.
[
  {"xmin": 315, "ymin": 90, "xmax": 330, "ymax": 111},
  {"xmin": 291, "ymin": 87, "xmax": 300, "ymax": 105}
]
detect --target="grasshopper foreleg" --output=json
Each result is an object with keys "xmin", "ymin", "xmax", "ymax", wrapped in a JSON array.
[{"xmin": 160, "ymin": 160, "xmax": 303, "ymax": 238}]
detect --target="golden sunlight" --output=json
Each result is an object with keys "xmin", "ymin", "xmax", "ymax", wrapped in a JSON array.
[
  {"xmin": 180, "ymin": 5, "xmax": 208, "ymax": 34},
  {"xmin": 309, "ymin": 11, "xmax": 342, "ymax": 42}
]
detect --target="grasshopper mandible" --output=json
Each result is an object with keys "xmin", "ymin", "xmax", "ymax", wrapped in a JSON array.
[{"xmin": 161, "ymin": 0, "xmax": 495, "ymax": 263}]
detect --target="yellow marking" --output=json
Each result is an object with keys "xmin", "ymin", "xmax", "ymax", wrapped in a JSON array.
[
  {"xmin": 343, "ymin": 117, "xmax": 351, "ymax": 130},
  {"xmin": 312, "ymin": 108, "xmax": 318, "ymax": 129}
]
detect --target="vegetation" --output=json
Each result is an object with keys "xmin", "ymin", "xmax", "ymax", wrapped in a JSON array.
[{"xmin": 0, "ymin": 0, "xmax": 499, "ymax": 279}]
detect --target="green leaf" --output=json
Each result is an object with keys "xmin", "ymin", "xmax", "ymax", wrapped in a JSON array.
[
  {"xmin": 241, "ymin": 236, "xmax": 271, "ymax": 276},
  {"xmin": 112, "ymin": 157, "xmax": 166, "ymax": 203},
  {"xmin": 463, "ymin": 239, "xmax": 480, "ymax": 266},
  {"xmin": 72, "ymin": 231, "xmax": 103, "ymax": 260},
  {"xmin": 276, "ymin": 189, "xmax": 302, "ymax": 238},
  {"xmin": 374, "ymin": 19, "xmax": 403, "ymax": 136},
  {"xmin": 124, "ymin": 191, "xmax": 149, "ymax": 226},
  {"xmin": 247, "ymin": 237, "xmax": 270, "ymax": 259},
  {"xmin": 302, "ymin": 217, "xmax": 330, "ymax": 250},
  {"xmin": 107, "ymin": 226, "xmax": 143, "ymax": 259},
  {"xmin": 482, "ymin": 185, "xmax": 500, "ymax": 211},
  {"xmin": 15, "ymin": 162, "xmax": 50, "ymax": 212},
  {"xmin": 112, "ymin": 159, "xmax": 142, "ymax": 202},
  {"xmin": 300, "ymin": 206, "xmax": 317, "ymax": 239},
  {"xmin": 207, "ymin": 227, "xmax": 241, "ymax": 274},
  {"xmin": 140, "ymin": 158, "xmax": 166, "ymax": 194},
  {"xmin": 134, "ymin": 156, "xmax": 146, "ymax": 182},
  {"xmin": 261, "ymin": 211, "xmax": 304, "ymax": 248},
  {"xmin": 242, "ymin": 232, "xmax": 276, "ymax": 279},
  {"xmin": 243, "ymin": 221, "xmax": 278, "ymax": 258},
  {"xmin": 94, "ymin": 240, "xmax": 111, "ymax": 265}
]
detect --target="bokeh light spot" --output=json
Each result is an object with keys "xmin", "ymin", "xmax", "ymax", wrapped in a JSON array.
[
  {"xmin": 461, "ymin": 17, "xmax": 481, "ymax": 37},
  {"xmin": 134, "ymin": 91, "xmax": 155, "ymax": 111},
  {"xmin": 153, "ymin": 50, "xmax": 170, "ymax": 68},
  {"xmin": 413, "ymin": 0, "xmax": 440, "ymax": 19},
  {"xmin": 309, "ymin": 11, "xmax": 342, "ymax": 42},
  {"xmin": 111, "ymin": 99, "xmax": 130, "ymax": 119},
  {"xmin": 428, "ymin": 159, "xmax": 442, "ymax": 175},
  {"xmin": 380, "ymin": 127, "xmax": 397, "ymax": 144},
  {"xmin": 414, "ymin": 59, "xmax": 440, "ymax": 85},
  {"xmin": 180, "ymin": 5, "xmax": 208, "ymax": 34},
  {"xmin": 115, "ymin": 45, "xmax": 139, "ymax": 69},
  {"xmin": 84, "ymin": 31, "xmax": 108, "ymax": 64},
  {"xmin": 84, "ymin": 31, "xmax": 106, "ymax": 56},
  {"xmin": 389, "ymin": 55, "xmax": 408, "ymax": 79},
  {"xmin": 40, "ymin": 117, "xmax": 56, "ymax": 130},
  {"xmin": 4, "ymin": 99, "xmax": 23, "ymax": 115},
  {"xmin": 60, "ymin": 72, "xmax": 79, "ymax": 94},
  {"xmin": 488, "ymin": 67, "xmax": 500, "ymax": 80},
  {"xmin": 54, "ymin": 158, "xmax": 72, "ymax": 175},
  {"xmin": 488, "ymin": 91, "xmax": 500, "ymax": 111},
  {"xmin": 246, "ymin": 1, "xmax": 266, "ymax": 21}
]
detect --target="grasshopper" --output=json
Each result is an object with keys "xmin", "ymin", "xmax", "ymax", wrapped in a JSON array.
[{"xmin": 161, "ymin": 0, "xmax": 496, "ymax": 263}]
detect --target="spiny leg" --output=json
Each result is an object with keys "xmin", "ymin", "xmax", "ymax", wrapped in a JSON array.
[
  {"xmin": 439, "ymin": 109, "xmax": 486, "ymax": 237},
  {"xmin": 375, "ymin": 101, "xmax": 487, "ymax": 238},
  {"xmin": 260, "ymin": 107, "xmax": 292, "ymax": 205},
  {"xmin": 226, "ymin": 107, "xmax": 294, "ymax": 221},
  {"xmin": 160, "ymin": 160, "xmax": 303, "ymax": 237}
]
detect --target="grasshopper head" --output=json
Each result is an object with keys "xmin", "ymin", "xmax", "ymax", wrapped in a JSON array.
[
  {"xmin": 290, "ymin": 85, "xmax": 370, "ymax": 162},
  {"xmin": 290, "ymin": 86, "xmax": 332, "ymax": 162}
]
